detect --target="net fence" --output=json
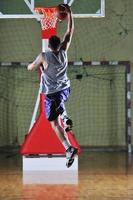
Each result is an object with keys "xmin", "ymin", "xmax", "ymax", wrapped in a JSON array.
[
  {"xmin": 0, "ymin": 64, "xmax": 126, "ymax": 149},
  {"xmin": 67, "ymin": 64, "xmax": 126, "ymax": 148},
  {"xmin": 0, "ymin": 65, "xmax": 39, "ymax": 146}
]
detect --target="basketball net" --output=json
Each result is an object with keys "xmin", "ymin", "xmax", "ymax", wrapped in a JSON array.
[{"xmin": 35, "ymin": 7, "xmax": 58, "ymax": 39}]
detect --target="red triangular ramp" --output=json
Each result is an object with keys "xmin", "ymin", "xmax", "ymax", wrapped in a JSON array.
[{"xmin": 20, "ymin": 93, "xmax": 81, "ymax": 155}]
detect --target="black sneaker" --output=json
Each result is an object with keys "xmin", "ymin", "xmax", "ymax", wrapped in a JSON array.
[
  {"xmin": 66, "ymin": 146, "xmax": 77, "ymax": 159},
  {"xmin": 66, "ymin": 158, "xmax": 75, "ymax": 168},
  {"xmin": 66, "ymin": 146, "xmax": 78, "ymax": 168}
]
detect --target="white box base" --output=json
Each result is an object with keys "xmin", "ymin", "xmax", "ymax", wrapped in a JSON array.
[
  {"xmin": 23, "ymin": 170, "xmax": 78, "ymax": 184},
  {"xmin": 23, "ymin": 156, "xmax": 78, "ymax": 184}
]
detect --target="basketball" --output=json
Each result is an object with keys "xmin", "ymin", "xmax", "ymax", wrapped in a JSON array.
[{"xmin": 57, "ymin": 4, "xmax": 68, "ymax": 21}]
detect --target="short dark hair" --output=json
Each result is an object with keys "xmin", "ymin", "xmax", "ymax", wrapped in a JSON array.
[{"xmin": 49, "ymin": 35, "xmax": 61, "ymax": 50}]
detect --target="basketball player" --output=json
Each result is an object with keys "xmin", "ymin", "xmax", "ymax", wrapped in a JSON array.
[{"xmin": 27, "ymin": 4, "xmax": 77, "ymax": 167}]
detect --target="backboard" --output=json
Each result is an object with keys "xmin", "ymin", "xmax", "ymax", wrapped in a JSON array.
[{"xmin": 0, "ymin": 0, "xmax": 105, "ymax": 19}]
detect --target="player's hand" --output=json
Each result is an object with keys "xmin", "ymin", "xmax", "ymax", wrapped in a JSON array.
[
  {"xmin": 61, "ymin": 4, "xmax": 71, "ymax": 13},
  {"xmin": 27, "ymin": 63, "xmax": 34, "ymax": 70}
]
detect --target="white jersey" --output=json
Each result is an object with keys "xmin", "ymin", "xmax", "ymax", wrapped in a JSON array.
[{"xmin": 42, "ymin": 49, "xmax": 70, "ymax": 94}]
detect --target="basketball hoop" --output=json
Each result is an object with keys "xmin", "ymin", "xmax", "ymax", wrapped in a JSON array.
[{"xmin": 35, "ymin": 7, "xmax": 58, "ymax": 39}]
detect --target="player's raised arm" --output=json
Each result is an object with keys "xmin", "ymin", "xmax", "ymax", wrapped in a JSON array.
[
  {"xmin": 27, "ymin": 53, "xmax": 46, "ymax": 71},
  {"xmin": 60, "ymin": 5, "xmax": 74, "ymax": 51}
]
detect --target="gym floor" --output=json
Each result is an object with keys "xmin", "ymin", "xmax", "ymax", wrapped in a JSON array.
[{"xmin": 0, "ymin": 151, "xmax": 133, "ymax": 200}]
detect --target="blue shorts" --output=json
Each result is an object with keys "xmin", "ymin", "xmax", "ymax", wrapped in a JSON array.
[{"xmin": 45, "ymin": 88, "xmax": 70, "ymax": 121}]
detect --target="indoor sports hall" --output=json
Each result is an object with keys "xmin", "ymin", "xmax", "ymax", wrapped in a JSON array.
[{"xmin": 0, "ymin": 0, "xmax": 133, "ymax": 200}]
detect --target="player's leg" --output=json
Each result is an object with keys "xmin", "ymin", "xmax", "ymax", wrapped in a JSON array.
[
  {"xmin": 50, "ymin": 117, "xmax": 71, "ymax": 149},
  {"xmin": 50, "ymin": 117, "xmax": 78, "ymax": 168},
  {"xmin": 45, "ymin": 94, "xmax": 71, "ymax": 150},
  {"xmin": 53, "ymin": 90, "xmax": 77, "ymax": 167},
  {"xmin": 45, "ymin": 91, "xmax": 77, "ymax": 167},
  {"xmin": 56, "ymin": 88, "xmax": 73, "ymax": 131},
  {"xmin": 60, "ymin": 104, "xmax": 73, "ymax": 132}
]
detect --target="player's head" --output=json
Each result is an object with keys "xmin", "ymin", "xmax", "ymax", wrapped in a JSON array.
[{"xmin": 49, "ymin": 35, "xmax": 61, "ymax": 51}]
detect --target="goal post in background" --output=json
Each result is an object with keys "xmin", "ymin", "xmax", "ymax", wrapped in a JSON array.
[{"xmin": 67, "ymin": 60, "xmax": 131, "ymax": 154}]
